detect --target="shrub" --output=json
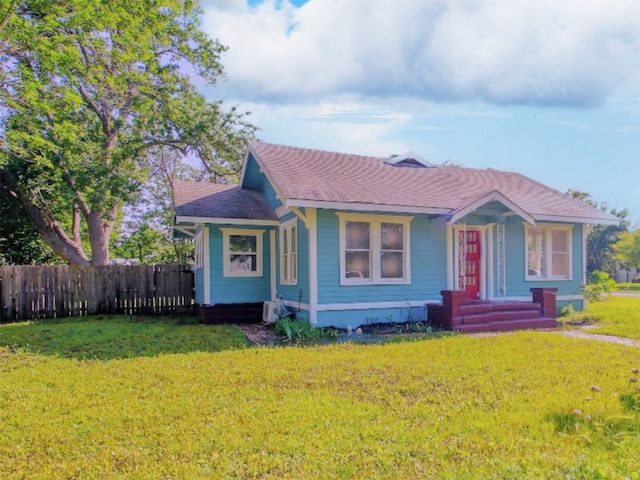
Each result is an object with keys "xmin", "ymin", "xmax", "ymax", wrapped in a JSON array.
[
  {"xmin": 582, "ymin": 270, "xmax": 616, "ymax": 302},
  {"xmin": 274, "ymin": 318, "xmax": 338, "ymax": 342}
]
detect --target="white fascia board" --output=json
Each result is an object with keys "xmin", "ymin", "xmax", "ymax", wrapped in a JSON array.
[
  {"xmin": 286, "ymin": 199, "xmax": 450, "ymax": 216},
  {"xmin": 175, "ymin": 215, "xmax": 279, "ymax": 226},
  {"xmin": 275, "ymin": 205, "xmax": 291, "ymax": 218},
  {"xmin": 450, "ymin": 190, "xmax": 536, "ymax": 226},
  {"xmin": 533, "ymin": 214, "xmax": 621, "ymax": 226}
]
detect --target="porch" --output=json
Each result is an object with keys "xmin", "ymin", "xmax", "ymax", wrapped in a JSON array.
[{"xmin": 427, "ymin": 288, "xmax": 558, "ymax": 333}]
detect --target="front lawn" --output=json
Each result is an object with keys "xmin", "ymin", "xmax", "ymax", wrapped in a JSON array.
[
  {"xmin": 615, "ymin": 282, "xmax": 640, "ymax": 292},
  {"xmin": 1, "ymin": 332, "xmax": 639, "ymax": 478},
  {"xmin": 0, "ymin": 315, "xmax": 250, "ymax": 360},
  {"xmin": 564, "ymin": 296, "xmax": 640, "ymax": 340}
]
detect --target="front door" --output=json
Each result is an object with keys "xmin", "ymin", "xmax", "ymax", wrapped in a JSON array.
[{"xmin": 460, "ymin": 230, "xmax": 481, "ymax": 299}]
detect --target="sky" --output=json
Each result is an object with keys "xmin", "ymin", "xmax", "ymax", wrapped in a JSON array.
[{"xmin": 199, "ymin": 0, "xmax": 640, "ymax": 226}]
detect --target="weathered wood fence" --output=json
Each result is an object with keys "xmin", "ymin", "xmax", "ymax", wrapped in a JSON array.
[{"xmin": 0, "ymin": 264, "xmax": 194, "ymax": 322}]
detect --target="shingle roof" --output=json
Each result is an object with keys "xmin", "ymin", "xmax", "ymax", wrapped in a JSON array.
[
  {"xmin": 173, "ymin": 179, "xmax": 277, "ymax": 221},
  {"xmin": 248, "ymin": 141, "xmax": 618, "ymax": 224}
]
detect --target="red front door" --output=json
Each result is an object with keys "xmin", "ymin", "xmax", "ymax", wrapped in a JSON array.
[{"xmin": 462, "ymin": 230, "xmax": 481, "ymax": 299}]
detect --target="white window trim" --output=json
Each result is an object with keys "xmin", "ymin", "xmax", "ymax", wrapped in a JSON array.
[
  {"xmin": 524, "ymin": 223, "xmax": 573, "ymax": 281},
  {"xmin": 279, "ymin": 218, "xmax": 298, "ymax": 285},
  {"xmin": 194, "ymin": 229, "xmax": 205, "ymax": 269},
  {"xmin": 336, "ymin": 212, "xmax": 412, "ymax": 286},
  {"xmin": 221, "ymin": 228, "xmax": 265, "ymax": 278}
]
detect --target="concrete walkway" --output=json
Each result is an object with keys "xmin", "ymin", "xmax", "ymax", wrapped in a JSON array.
[{"xmin": 553, "ymin": 329, "xmax": 640, "ymax": 349}]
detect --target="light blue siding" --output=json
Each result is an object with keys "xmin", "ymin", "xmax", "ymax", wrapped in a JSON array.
[
  {"xmin": 207, "ymin": 224, "xmax": 273, "ymax": 304},
  {"xmin": 498, "ymin": 222, "xmax": 584, "ymax": 298},
  {"xmin": 242, "ymin": 153, "xmax": 282, "ymax": 210},
  {"xmin": 276, "ymin": 213, "xmax": 310, "ymax": 306},
  {"xmin": 316, "ymin": 209, "xmax": 446, "ymax": 305},
  {"xmin": 317, "ymin": 305, "xmax": 427, "ymax": 330},
  {"xmin": 195, "ymin": 268, "xmax": 204, "ymax": 304}
]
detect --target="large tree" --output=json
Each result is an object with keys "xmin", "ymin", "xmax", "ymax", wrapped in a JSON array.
[{"xmin": 0, "ymin": 0, "xmax": 255, "ymax": 265}]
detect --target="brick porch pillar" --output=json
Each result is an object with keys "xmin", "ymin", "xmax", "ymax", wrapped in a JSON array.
[
  {"xmin": 530, "ymin": 288, "xmax": 558, "ymax": 319},
  {"xmin": 441, "ymin": 290, "xmax": 469, "ymax": 330}
]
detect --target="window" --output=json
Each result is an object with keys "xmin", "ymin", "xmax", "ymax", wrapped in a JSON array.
[
  {"xmin": 526, "ymin": 224, "xmax": 571, "ymax": 280},
  {"xmin": 221, "ymin": 228, "xmax": 264, "ymax": 277},
  {"xmin": 194, "ymin": 229, "xmax": 205, "ymax": 269},
  {"xmin": 280, "ymin": 219, "xmax": 297, "ymax": 285},
  {"xmin": 337, "ymin": 213, "xmax": 412, "ymax": 284}
]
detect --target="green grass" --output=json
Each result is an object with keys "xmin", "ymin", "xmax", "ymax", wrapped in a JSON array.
[
  {"xmin": 0, "ymin": 315, "xmax": 250, "ymax": 360},
  {"xmin": 615, "ymin": 282, "xmax": 640, "ymax": 292},
  {"xmin": 1, "ymin": 332, "xmax": 640, "ymax": 478},
  {"xmin": 564, "ymin": 296, "xmax": 640, "ymax": 340}
]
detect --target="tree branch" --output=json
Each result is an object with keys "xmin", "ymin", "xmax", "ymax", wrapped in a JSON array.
[
  {"xmin": 0, "ymin": 0, "xmax": 15, "ymax": 35},
  {"xmin": 0, "ymin": 167, "xmax": 90, "ymax": 265}
]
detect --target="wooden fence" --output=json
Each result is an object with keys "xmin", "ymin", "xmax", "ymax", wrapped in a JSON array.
[{"xmin": 0, "ymin": 264, "xmax": 194, "ymax": 322}]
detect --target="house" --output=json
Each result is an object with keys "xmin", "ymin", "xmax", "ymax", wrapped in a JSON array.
[{"xmin": 173, "ymin": 142, "xmax": 619, "ymax": 332}]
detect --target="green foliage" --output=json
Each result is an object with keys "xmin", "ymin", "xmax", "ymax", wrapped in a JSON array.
[
  {"xmin": 1, "ymin": 333, "xmax": 640, "ymax": 477},
  {"xmin": 0, "ymin": 188, "xmax": 59, "ymax": 265},
  {"xmin": 111, "ymin": 148, "xmax": 198, "ymax": 264},
  {"xmin": 548, "ymin": 370, "xmax": 640, "ymax": 452},
  {"xmin": 0, "ymin": 0, "xmax": 255, "ymax": 265},
  {"xmin": 564, "ymin": 296, "xmax": 640, "ymax": 339},
  {"xmin": 614, "ymin": 229, "xmax": 640, "ymax": 272},
  {"xmin": 582, "ymin": 270, "xmax": 616, "ymax": 302},
  {"xmin": 0, "ymin": 315, "xmax": 249, "ymax": 360},
  {"xmin": 616, "ymin": 283, "xmax": 640, "ymax": 292},
  {"xmin": 559, "ymin": 303, "xmax": 576, "ymax": 317},
  {"xmin": 568, "ymin": 190, "xmax": 629, "ymax": 275},
  {"xmin": 274, "ymin": 318, "xmax": 338, "ymax": 342}
]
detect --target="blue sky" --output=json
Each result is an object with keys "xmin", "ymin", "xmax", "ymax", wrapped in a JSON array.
[{"xmin": 200, "ymin": 0, "xmax": 640, "ymax": 226}]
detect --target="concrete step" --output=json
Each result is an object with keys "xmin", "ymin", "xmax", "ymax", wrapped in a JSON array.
[
  {"xmin": 460, "ymin": 309, "xmax": 542, "ymax": 325},
  {"xmin": 456, "ymin": 317, "xmax": 557, "ymax": 333},
  {"xmin": 459, "ymin": 301, "xmax": 541, "ymax": 315}
]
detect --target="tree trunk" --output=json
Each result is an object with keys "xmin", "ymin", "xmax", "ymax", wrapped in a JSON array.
[
  {"xmin": 0, "ymin": 167, "xmax": 90, "ymax": 265},
  {"xmin": 86, "ymin": 210, "xmax": 113, "ymax": 266}
]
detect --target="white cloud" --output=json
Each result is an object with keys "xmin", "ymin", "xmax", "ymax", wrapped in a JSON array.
[{"xmin": 202, "ymin": 0, "xmax": 640, "ymax": 107}]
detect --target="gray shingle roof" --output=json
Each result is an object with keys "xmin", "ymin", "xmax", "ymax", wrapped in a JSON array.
[
  {"xmin": 173, "ymin": 179, "xmax": 277, "ymax": 221},
  {"xmin": 248, "ymin": 141, "xmax": 618, "ymax": 224}
]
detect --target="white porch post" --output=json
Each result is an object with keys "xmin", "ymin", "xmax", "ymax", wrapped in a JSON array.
[
  {"xmin": 270, "ymin": 229, "xmax": 276, "ymax": 301},
  {"xmin": 486, "ymin": 224, "xmax": 495, "ymax": 300},
  {"xmin": 446, "ymin": 222, "xmax": 453, "ymax": 290},
  {"xmin": 203, "ymin": 226, "xmax": 211, "ymax": 304},
  {"xmin": 307, "ymin": 208, "xmax": 318, "ymax": 325}
]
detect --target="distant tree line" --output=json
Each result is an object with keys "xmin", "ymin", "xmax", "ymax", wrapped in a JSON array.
[{"xmin": 568, "ymin": 190, "xmax": 638, "ymax": 281}]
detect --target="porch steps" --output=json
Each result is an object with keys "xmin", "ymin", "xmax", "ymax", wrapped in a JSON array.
[
  {"xmin": 429, "ymin": 299, "xmax": 557, "ymax": 333},
  {"xmin": 458, "ymin": 301, "xmax": 542, "ymax": 327},
  {"xmin": 456, "ymin": 317, "xmax": 557, "ymax": 333},
  {"xmin": 455, "ymin": 301, "xmax": 555, "ymax": 332}
]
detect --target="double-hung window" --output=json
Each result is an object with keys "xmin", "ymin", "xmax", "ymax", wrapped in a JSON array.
[
  {"xmin": 221, "ymin": 228, "xmax": 264, "ymax": 277},
  {"xmin": 280, "ymin": 219, "xmax": 297, "ymax": 285},
  {"xmin": 337, "ymin": 213, "xmax": 412, "ymax": 285},
  {"xmin": 526, "ymin": 224, "xmax": 572, "ymax": 280}
]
